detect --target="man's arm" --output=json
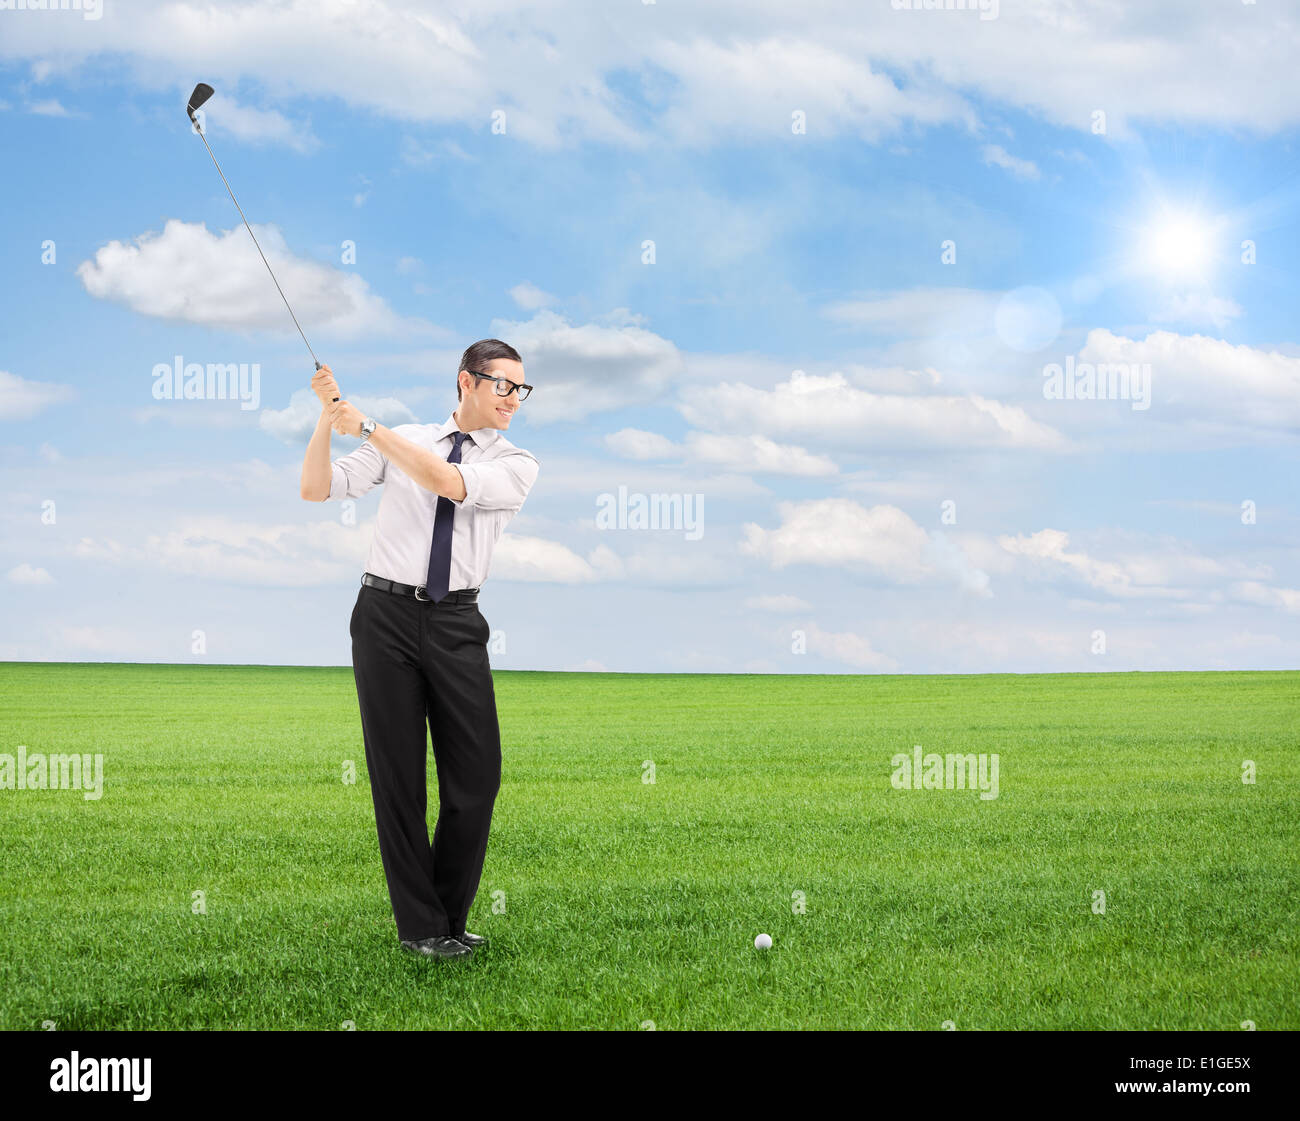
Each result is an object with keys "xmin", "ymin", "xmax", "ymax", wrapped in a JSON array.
[
  {"xmin": 327, "ymin": 400, "xmax": 466, "ymax": 501},
  {"xmin": 300, "ymin": 365, "xmax": 386, "ymax": 502},
  {"xmin": 300, "ymin": 408, "xmax": 335, "ymax": 501},
  {"xmin": 300, "ymin": 364, "xmax": 340, "ymax": 501}
]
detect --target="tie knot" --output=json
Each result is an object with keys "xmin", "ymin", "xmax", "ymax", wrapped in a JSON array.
[{"xmin": 453, "ymin": 431, "xmax": 469, "ymax": 447}]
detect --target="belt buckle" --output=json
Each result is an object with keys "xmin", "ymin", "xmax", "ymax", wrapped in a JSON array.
[{"xmin": 413, "ymin": 584, "xmax": 431, "ymax": 602}]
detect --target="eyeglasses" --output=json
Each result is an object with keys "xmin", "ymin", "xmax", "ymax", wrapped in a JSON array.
[{"xmin": 467, "ymin": 370, "xmax": 533, "ymax": 401}]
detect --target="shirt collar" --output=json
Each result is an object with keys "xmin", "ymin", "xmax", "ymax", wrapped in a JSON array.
[{"xmin": 438, "ymin": 414, "xmax": 498, "ymax": 449}]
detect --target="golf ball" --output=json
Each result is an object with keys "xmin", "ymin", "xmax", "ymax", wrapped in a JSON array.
[{"xmin": 754, "ymin": 933, "xmax": 772, "ymax": 950}]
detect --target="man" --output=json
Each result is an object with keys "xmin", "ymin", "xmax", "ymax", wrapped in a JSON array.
[{"xmin": 299, "ymin": 339, "xmax": 539, "ymax": 960}]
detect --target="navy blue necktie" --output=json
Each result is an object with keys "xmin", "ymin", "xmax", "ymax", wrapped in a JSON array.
[{"xmin": 425, "ymin": 430, "xmax": 469, "ymax": 602}]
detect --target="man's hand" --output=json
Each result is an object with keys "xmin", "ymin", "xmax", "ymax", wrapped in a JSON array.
[
  {"xmin": 312, "ymin": 364, "xmax": 340, "ymax": 408},
  {"xmin": 329, "ymin": 399, "xmax": 365, "ymax": 438}
]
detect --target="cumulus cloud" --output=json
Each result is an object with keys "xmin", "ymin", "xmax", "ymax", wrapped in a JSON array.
[
  {"xmin": 1229, "ymin": 581, "xmax": 1300, "ymax": 614},
  {"xmin": 28, "ymin": 98, "xmax": 73, "ymax": 117},
  {"xmin": 258, "ymin": 388, "xmax": 418, "ymax": 444},
  {"xmin": 742, "ymin": 498, "xmax": 991, "ymax": 595},
  {"xmin": 681, "ymin": 368, "xmax": 1067, "ymax": 453},
  {"xmin": 509, "ymin": 282, "xmax": 557, "ymax": 310},
  {"xmin": 821, "ymin": 288, "xmax": 1000, "ymax": 336},
  {"xmin": 488, "ymin": 309, "xmax": 684, "ymax": 423},
  {"xmin": 489, "ymin": 535, "xmax": 621, "ymax": 583},
  {"xmin": 744, "ymin": 594, "xmax": 812, "ymax": 612},
  {"xmin": 2, "ymin": 2, "xmax": 1299, "ymax": 149},
  {"xmin": 604, "ymin": 426, "xmax": 837, "ymax": 476},
  {"xmin": 997, "ymin": 528, "xmax": 1272, "ymax": 601},
  {"xmin": 981, "ymin": 144, "xmax": 1040, "ymax": 180},
  {"xmin": 800, "ymin": 622, "xmax": 898, "ymax": 672},
  {"xmin": 74, "ymin": 517, "xmax": 369, "ymax": 586},
  {"xmin": 604, "ymin": 427, "xmax": 679, "ymax": 460},
  {"xmin": 1077, "ymin": 329, "xmax": 1300, "ymax": 434},
  {"xmin": 198, "ymin": 93, "xmax": 317, "ymax": 153},
  {"xmin": 0, "ymin": 370, "xmax": 75, "ymax": 420},
  {"xmin": 1149, "ymin": 292, "xmax": 1242, "ymax": 329},
  {"xmin": 7, "ymin": 564, "xmax": 53, "ymax": 585},
  {"xmin": 76, "ymin": 219, "xmax": 430, "ymax": 338},
  {"xmin": 686, "ymin": 432, "xmax": 838, "ymax": 476}
]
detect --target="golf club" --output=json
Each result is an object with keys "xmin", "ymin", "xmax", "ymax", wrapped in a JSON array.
[{"xmin": 186, "ymin": 82, "xmax": 338, "ymax": 401}]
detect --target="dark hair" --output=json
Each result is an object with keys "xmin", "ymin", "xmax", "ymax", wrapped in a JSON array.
[{"xmin": 457, "ymin": 338, "xmax": 522, "ymax": 401}]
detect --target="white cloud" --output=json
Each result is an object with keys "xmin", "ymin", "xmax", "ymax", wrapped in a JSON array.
[
  {"xmin": 200, "ymin": 93, "xmax": 317, "ymax": 153},
  {"xmin": 259, "ymin": 388, "xmax": 418, "ymax": 444},
  {"xmin": 997, "ymin": 528, "xmax": 1271, "ymax": 601},
  {"xmin": 28, "ymin": 98, "xmax": 72, "ymax": 117},
  {"xmin": 59, "ymin": 626, "xmax": 137, "ymax": 654},
  {"xmin": 0, "ymin": 370, "xmax": 76, "ymax": 419},
  {"xmin": 684, "ymin": 431, "xmax": 838, "ymax": 477},
  {"xmin": 7, "ymin": 564, "xmax": 53, "ymax": 585},
  {"xmin": 490, "ymin": 309, "xmax": 684, "ymax": 423},
  {"xmin": 400, "ymin": 135, "xmax": 473, "ymax": 166},
  {"xmin": 1229, "ymin": 581, "xmax": 1300, "ymax": 614},
  {"xmin": 603, "ymin": 426, "xmax": 837, "ymax": 476},
  {"xmin": 489, "ymin": 534, "xmax": 619, "ymax": 583},
  {"xmin": 822, "ymin": 288, "xmax": 999, "ymax": 336},
  {"xmin": 1150, "ymin": 292, "xmax": 1243, "ymax": 328},
  {"xmin": 801, "ymin": 622, "xmax": 898, "ymax": 671},
  {"xmin": 744, "ymin": 594, "xmax": 811, "ymax": 612},
  {"xmin": 681, "ymin": 368, "xmax": 1067, "ymax": 453},
  {"xmin": 1, "ymin": 2, "xmax": 1299, "ymax": 149},
  {"xmin": 981, "ymin": 144, "xmax": 1040, "ymax": 180},
  {"xmin": 1077, "ymin": 329, "xmax": 1300, "ymax": 434},
  {"xmin": 509, "ymin": 282, "xmax": 557, "ymax": 310},
  {"xmin": 742, "ymin": 499, "xmax": 991, "ymax": 595},
  {"xmin": 604, "ymin": 427, "xmax": 678, "ymax": 460},
  {"xmin": 76, "ymin": 219, "xmax": 431, "ymax": 338},
  {"xmin": 74, "ymin": 516, "xmax": 369, "ymax": 586}
]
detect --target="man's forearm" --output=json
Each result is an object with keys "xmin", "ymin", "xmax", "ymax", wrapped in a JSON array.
[
  {"xmin": 300, "ymin": 410, "xmax": 334, "ymax": 501},
  {"xmin": 367, "ymin": 424, "xmax": 467, "ymax": 501}
]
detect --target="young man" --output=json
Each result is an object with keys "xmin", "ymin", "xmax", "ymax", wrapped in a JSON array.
[{"xmin": 299, "ymin": 339, "xmax": 539, "ymax": 960}]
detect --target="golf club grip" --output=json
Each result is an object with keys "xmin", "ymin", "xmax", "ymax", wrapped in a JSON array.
[{"xmin": 313, "ymin": 360, "xmax": 339, "ymax": 401}]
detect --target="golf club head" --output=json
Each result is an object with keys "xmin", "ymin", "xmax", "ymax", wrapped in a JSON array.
[{"xmin": 186, "ymin": 83, "xmax": 214, "ymax": 124}]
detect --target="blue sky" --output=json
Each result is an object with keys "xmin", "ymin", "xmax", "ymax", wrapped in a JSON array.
[{"xmin": 1, "ymin": 0, "xmax": 1297, "ymax": 673}]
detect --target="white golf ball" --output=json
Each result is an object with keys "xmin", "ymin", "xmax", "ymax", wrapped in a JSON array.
[{"xmin": 754, "ymin": 933, "xmax": 772, "ymax": 950}]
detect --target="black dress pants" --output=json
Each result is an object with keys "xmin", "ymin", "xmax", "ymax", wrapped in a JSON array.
[{"xmin": 349, "ymin": 583, "xmax": 501, "ymax": 942}]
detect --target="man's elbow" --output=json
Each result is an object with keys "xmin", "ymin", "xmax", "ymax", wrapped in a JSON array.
[{"xmin": 300, "ymin": 483, "xmax": 330, "ymax": 502}]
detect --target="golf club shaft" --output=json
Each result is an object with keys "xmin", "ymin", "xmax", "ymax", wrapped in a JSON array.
[{"xmin": 194, "ymin": 124, "xmax": 340, "ymax": 400}]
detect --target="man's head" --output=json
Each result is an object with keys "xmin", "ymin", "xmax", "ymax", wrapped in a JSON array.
[{"xmin": 453, "ymin": 338, "xmax": 530, "ymax": 432}]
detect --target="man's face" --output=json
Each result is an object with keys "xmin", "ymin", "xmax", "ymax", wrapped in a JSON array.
[{"xmin": 459, "ymin": 358, "xmax": 528, "ymax": 430}]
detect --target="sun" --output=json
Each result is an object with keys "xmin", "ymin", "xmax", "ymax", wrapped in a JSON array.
[{"xmin": 1138, "ymin": 209, "xmax": 1215, "ymax": 281}]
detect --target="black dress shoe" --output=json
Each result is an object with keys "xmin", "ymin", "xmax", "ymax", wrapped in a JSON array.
[
  {"xmin": 400, "ymin": 935, "xmax": 472, "ymax": 959},
  {"xmin": 453, "ymin": 929, "xmax": 488, "ymax": 948}
]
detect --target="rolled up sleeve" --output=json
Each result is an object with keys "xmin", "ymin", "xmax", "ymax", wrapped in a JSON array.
[
  {"xmin": 327, "ymin": 441, "xmax": 386, "ymax": 500},
  {"xmin": 453, "ymin": 450, "xmax": 540, "ymax": 512}
]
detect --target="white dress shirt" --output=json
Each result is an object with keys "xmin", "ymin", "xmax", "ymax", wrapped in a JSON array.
[{"xmin": 327, "ymin": 413, "xmax": 539, "ymax": 590}]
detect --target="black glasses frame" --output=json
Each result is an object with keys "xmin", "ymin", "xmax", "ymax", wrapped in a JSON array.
[{"xmin": 467, "ymin": 370, "xmax": 533, "ymax": 401}]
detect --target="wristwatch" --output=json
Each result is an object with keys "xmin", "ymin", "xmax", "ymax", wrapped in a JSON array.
[{"xmin": 360, "ymin": 417, "xmax": 378, "ymax": 441}]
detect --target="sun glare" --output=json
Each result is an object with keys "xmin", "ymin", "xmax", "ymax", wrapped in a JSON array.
[{"xmin": 1139, "ymin": 210, "xmax": 1214, "ymax": 280}]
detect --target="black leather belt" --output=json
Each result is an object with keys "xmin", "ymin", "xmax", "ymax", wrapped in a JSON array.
[{"xmin": 361, "ymin": 572, "xmax": 479, "ymax": 603}]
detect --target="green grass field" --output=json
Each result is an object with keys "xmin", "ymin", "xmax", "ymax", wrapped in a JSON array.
[{"xmin": 1, "ymin": 663, "xmax": 1296, "ymax": 1030}]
